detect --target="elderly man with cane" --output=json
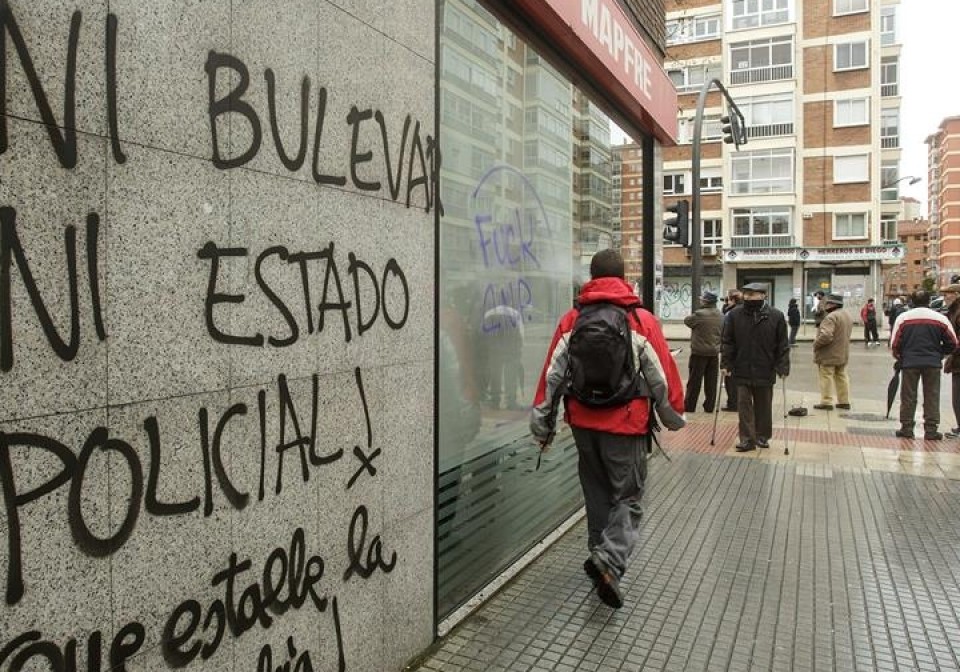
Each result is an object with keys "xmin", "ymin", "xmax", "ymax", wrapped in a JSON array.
[{"xmin": 721, "ymin": 283, "xmax": 791, "ymax": 452}]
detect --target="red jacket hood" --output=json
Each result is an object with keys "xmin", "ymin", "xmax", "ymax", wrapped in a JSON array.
[{"xmin": 577, "ymin": 277, "xmax": 642, "ymax": 307}]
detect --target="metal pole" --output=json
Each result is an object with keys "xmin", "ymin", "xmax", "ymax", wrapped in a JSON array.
[
  {"xmin": 690, "ymin": 82, "xmax": 708, "ymax": 314},
  {"xmin": 690, "ymin": 78, "xmax": 747, "ymax": 313},
  {"xmin": 642, "ymin": 134, "xmax": 656, "ymax": 311}
]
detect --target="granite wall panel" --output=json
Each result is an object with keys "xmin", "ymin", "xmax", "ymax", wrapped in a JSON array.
[{"xmin": 0, "ymin": 1, "xmax": 436, "ymax": 670}]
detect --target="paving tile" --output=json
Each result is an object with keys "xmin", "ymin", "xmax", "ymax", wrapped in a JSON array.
[{"xmin": 416, "ymin": 452, "xmax": 960, "ymax": 672}]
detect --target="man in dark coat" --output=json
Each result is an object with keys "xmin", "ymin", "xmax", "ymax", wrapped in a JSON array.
[
  {"xmin": 683, "ymin": 290, "xmax": 723, "ymax": 413},
  {"xmin": 721, "ymin": 283, "xmax": 790, "ymax": 451}
]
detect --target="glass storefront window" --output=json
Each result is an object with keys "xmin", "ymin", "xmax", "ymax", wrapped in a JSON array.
[{"xmin": 437, "ymin": 0, "xmax": 633, "ymax": 618}]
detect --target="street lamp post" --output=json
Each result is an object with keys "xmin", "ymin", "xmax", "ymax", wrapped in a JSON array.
[
  {"xmin": 881, "ymin": 175, "xmax": 921, "ymax": 190},
  {"xmin": 689, "ymin": 79, "xmax": 747, "ymax": 313}
]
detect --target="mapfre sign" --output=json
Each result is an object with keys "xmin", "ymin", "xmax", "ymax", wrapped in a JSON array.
[{"xmin": 513, "ymin": 0, "xmax": 679, "ymax": 144}]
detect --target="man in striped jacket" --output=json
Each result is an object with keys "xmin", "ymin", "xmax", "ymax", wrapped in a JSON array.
[
  {"xmin": 890, "ymin": 290, "xmax": 959, "ymax": 440},
  {"xmin": 529, "ymin": 249, "xmax": 685, "ymax": 609}
]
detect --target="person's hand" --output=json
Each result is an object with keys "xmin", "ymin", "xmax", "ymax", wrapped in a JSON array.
[
  {"xmin": 721, "ymin": 369, "xmax": 730, "ymax": 377},
  {"xmin": 538, "ymin": 439, "xmax": 552, "ymax": 453}
]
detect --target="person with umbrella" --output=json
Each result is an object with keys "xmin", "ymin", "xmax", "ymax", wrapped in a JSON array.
[{"xmin": 889, "ymin": 290, "xmax": 958, "ymax": 440}]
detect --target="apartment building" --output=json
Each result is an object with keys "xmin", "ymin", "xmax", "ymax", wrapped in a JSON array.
[
  {"xmin": 661, "ymin": 0, "xmax": 903, "ymax": 320},
  {"xmin": 926, "ymin": 116, "xmax": 960, "ymax": 286},
  {"xmin": 884, "ymin": 218, "xmax": 931, "ymax": 299}
]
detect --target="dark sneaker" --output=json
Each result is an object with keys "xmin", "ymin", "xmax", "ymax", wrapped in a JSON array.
[
  {"xmin": 722, "ymin": 406, "xmax": 738, "ymax": 412},
  {"xmin": 756, "ymin": 438, "xmax": 770, "ymax": 449},
  {"xmin": 836, "ymin": 403, "xmax": 851, "ymax": 410},
  {"xmin": 895, "ymin": 429, "xmax": 915, "ymax": 439},
  {"xmin": 813, "ymin": 403, "xmax": 834, "ymax": 410},
  {"xmin": 946, "ymin": 428, "xmax": 960, "ymax": 439},
  {"xmin": 587, "ymin": 552, "xmax": 623, "ymax": 609},
  {"xmin": 925, "ymin": 432, "xmax": 944, "ymax": 441},
  {"xmin": 735, "ymin": 441, "xmax": 756, "ymax": 452}
]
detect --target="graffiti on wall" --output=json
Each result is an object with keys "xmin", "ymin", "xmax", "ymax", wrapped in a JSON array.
[
  {"xmin": 0, "ymin": 4, "xmax": 422, "ymax": 670},
  {"xmin": 471, "ymin": 165, "xmax": 550, "ymax": 334},
  {"xmin": 659, "ymin": 279, "xmax": 719, "ymax": 320}
]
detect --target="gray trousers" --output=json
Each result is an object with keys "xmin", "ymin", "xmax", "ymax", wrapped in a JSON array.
[
  {"xmin": 571, "ymin": 427, "xmax": 647, "ymax": 579},
  {"xmin": 900, "ymin": 367, "xmax": 941, "ymax": 433}
]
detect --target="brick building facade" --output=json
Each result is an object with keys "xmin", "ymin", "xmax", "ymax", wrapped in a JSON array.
[
  {"xmin": 657, "ymin": 0, "xmax": 903, "ymax": 322},
  {"xmin": 927, "ymin": 116, "xmax": 960, "ymax": 285}
]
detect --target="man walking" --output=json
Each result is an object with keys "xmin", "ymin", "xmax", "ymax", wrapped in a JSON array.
[
  {"xmin": 813, "ymin": 293, "xmax": 854, "ymax": 411},
  {"xmin": 529, "ymin": 249, "xmax": 685, "ymax": 608},
  {"xmin": 683, "ymin": 290, "xmax": 723, "ymax": 413},
  {"xmin": 890, "ymin": 290, "xmax": 958, "ymax": 440},
  {"xmin": 721, "ymin": 283, "xmax": 790, "ymax": 452}
]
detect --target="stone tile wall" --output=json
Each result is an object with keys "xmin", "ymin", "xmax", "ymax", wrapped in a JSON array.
[{"xmin": 0, "ymin": 2, "xmax": 435, "ymax": 670}]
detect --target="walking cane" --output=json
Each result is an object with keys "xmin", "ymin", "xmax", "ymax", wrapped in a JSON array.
[
  {"xmin": 709, "ymin": 377, "xmax": 723, "ymax": 446},
  {"xmin": 782, "ymin": 377, "xmax": 790, "ymax": 456}
]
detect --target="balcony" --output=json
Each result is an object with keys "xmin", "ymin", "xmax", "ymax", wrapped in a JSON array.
[
  {"xmin": 730, "ymin": 64, "xmax": 793, "ymax": 85},
  {"xmin": 730, "ymin": 234, "xmax": 794, "ymax": 249},
  {"xmin": 881, "ymin": 83, "xmax": 898, "ymax": 97},
  {"xmin": 881, "ymin": 135, "xmax": 900, "ymax": 149},
  {"xmin": 747, "ymin": 122, "xmax": 794, "ymax": 139}
]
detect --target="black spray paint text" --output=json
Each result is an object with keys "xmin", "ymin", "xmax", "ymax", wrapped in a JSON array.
[
  {"xmin": 0, "ymin": 526, "xmax": 385, "ymax": 672},
  {"xmin": 206, "ymin": 52, "xmax": 441, "ymax": 213},
  {"xmin": 0, "ymin": 207, "xmax": 106, "ymax": 372},
  {"xmin": 0, "ymin": 367, "xmax": 387, "ymax": 606},
  {"xmin": 198, "ymin": 241, "xmax": 409, "ymax": 347},
  {"xmin": 0, "ymin": 6, "xmax": 126, "ymax": 168}
]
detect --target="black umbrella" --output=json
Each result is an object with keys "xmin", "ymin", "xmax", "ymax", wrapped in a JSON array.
[{"xmin": 885, "ymin": 361, "xmax": 901, "ymax": 419}]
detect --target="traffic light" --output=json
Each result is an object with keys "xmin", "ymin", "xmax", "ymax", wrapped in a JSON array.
[
  {"xmin": 721, "ymin": 113, "xmax": 747, "ymax": 148},
  {"xmin": 663, "ymin": 199, "xmax": 691, "ymax": 248}
]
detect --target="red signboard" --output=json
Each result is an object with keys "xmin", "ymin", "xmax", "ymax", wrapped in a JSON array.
[{"xmin": 513, "ymin": 0, "xmax": 678, "ymax": 144}]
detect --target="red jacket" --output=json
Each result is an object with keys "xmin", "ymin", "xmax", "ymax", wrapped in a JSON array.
[{"xmin": 529, "ymin": 277, "xmax": 686, "ymax": 438}]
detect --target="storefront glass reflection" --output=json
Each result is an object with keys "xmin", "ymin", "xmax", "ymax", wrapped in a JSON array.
[{"xmin": 438, "ymin": 0, "xmax": 623, "ymax": 617}]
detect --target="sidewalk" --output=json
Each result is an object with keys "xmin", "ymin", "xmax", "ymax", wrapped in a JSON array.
[{"xmin": 413, "ymin": 347, "xmax": 960, "ymax": 672}]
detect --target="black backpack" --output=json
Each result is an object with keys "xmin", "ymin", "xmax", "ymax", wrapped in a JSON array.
[{"xmin": 565, "ymin": 302, "xmax": 644, "ymax": 408}]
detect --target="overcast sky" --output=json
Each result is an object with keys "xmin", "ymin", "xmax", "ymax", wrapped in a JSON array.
[{"xmin": 899, "ymin": 1, "xmax": 960, "ymax": 212}]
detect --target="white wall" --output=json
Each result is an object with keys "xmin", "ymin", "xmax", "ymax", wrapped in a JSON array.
[{"xmin": 0, "ymin": 1, "xmax": 435, "ymax": 670}]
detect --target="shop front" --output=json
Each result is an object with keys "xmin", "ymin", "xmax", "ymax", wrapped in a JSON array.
[{"xmin": 436, "ymin": 0, "xmax": 676, "ymax": 625}]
